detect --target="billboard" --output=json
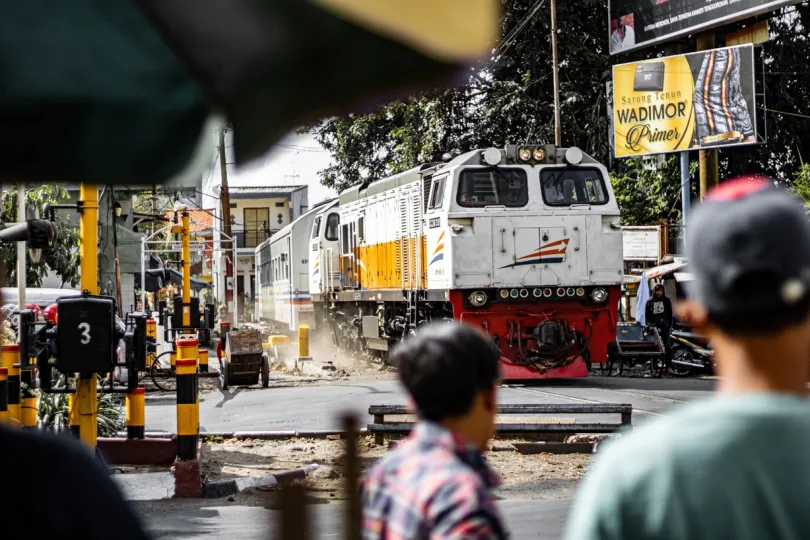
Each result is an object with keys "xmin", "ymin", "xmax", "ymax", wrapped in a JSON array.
[
  {"xmin": 609, "ymin": 0, "xmax": 793, "ymax": 54},
  {"xmin": 611, "ymin": 44, "xmax": 758, "ymax": 158}
]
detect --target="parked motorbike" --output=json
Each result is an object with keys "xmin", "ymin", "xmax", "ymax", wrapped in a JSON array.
[{"xmin": 669, "ymin": 329, "xmax": 715, "ymax": 376}]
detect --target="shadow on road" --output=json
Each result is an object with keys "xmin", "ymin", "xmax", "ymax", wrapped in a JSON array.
[{"xmin": 215, "ymin": 388, "xmax": 243, "ymax": 408}]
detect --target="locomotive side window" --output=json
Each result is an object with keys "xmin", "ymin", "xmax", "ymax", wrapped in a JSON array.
[
  {"xmin": 456, "ymin": 168, "xmax": 528, "ymax": 207},
  {"xmin": 325, "ymin": 213, "xmax": 339, "ymax": 241},
  {"xmin": 540, "ymin": 168, "xmax": 609, "ymax": 206},
  {"xmin": 311, "ymin": 216, "xmax": 322, "ymax": 239},
  {"xmin": 428, "ymin": 176, "xmax": 447, "ymax": 209}
]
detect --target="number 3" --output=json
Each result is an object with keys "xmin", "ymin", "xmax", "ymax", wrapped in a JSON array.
[{"xmin": 78, "ymin": 322, "xmax": 91, "ymax": 344}]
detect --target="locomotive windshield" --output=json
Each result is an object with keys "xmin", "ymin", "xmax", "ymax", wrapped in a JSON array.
[
  {"xmin": 540, "ymin": 168, "xmax": 609, "ymax": 206},
  {"xmin": 456, "ymin": 168, "xmax": 528, "ymax": 207}
]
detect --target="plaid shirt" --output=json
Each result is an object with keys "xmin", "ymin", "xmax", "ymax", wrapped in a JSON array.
[{"xmin": 362, "ymin": 421, "xmax": 507, "ymax": 539}]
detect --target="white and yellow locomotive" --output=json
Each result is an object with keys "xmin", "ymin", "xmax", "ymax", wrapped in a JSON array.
[{"xmin": 262, "ymin": 145, "xmax": 623, "ymax": 379}]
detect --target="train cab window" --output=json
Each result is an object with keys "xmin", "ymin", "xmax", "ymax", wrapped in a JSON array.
[
  {"xmin": 428, "ymin": 177, "xmax": 447, "ymax": 209},
  {"xmin": 456, "ymin": 168, "xmax": 528, "ymax": 207},
  {"xmin": 311, "ymin": 216, "xmax": 322, "ymax": 240},
  {"xmin": 540, "ymin": 168, "xmax": 609, "ymax": 206},
  {"xmin": 325, "ymin": 213, "xmax": 339, "ymax": 241}
]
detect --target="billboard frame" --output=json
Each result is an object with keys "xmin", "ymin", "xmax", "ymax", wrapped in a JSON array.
[
  {"xmin": 607, "ymin": 0, "xmax": 794, "ymax": 55},
  {"xmin": 611, "ymin": 44, "xmax": 759, "ymax": 159}
]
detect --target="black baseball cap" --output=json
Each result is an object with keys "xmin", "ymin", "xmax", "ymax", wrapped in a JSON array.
[{"xmin": 686, "ymin": 177, "xmax": 810, "ymax": 332}]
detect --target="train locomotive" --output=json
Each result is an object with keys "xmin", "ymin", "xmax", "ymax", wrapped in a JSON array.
[{"xmin": 257, "ymin": 145, "xmax": 622, "ymax": 379}]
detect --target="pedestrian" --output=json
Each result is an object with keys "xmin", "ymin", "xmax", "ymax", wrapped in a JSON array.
[
  {"xmin": 362, "ymin": 322, "xmax": 507, "ymax": 539},
  {"xmin": 564, "ymin": 179, "xmax": 810, "ymax": 540},
  {"xmin": 645, "ymin": 283, "xmax": 673, "ymax": 373}
]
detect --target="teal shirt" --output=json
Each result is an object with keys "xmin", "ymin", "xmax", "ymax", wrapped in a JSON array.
[{"xmin": 565, "ymin": 394, "xmax": 810, "ymax": 540}]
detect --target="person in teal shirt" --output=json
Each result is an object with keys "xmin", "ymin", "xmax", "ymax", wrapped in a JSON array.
[{"xmin": 565, "ymin": 177, "xmax": 810, "ymax": 540}]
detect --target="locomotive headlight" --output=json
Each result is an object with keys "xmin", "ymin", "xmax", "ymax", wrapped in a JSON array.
[
  {"xmin": 499, "ymin": 289, "xmax": 510, "ymax": 299},
  {"xmin": 532, "ymin": 147, "xmax": 546, "ymax": 161},
  {"xmin": 543, "ymin": 288, "xmax": 553, "ymax": 298},
  {"xmin": 591, "ymin": 287, "xmax": 608, "ymax": 303},
  {"xmin": 519, "ymin": 289, "xmax": 529, "ymax": 298},
  {"xmin": 533, "ymin": 288, "xmax": 543, "ymax": 298},
  {"xmin": 566, "ymin": 288, "xmax": 576, "ymax": 297},
  {"xmin": 469, "ymin": 291, "xmax": 488, "ymax": 307},
  {"xmin": 556, "ymin": 287, "xmax": 566, "ymax": 297},
  {"xmin": 510, "ymin": 289, "xmax": 520, "ymax": 299},
  {"xmin": 576, "ymin": 287, "xmax": 586, "ymax": 297},
  {"xmin": 518, "ymin": 148, "xmax": 532, "ymax": 162}
]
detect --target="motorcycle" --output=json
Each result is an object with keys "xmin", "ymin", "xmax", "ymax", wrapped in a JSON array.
[{"xmin": 669, "ymin": 329, "xmax": 715, "ymax": 376}]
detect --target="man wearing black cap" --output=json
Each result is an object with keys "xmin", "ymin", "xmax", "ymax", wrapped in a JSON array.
[{"xmin": 564, "ymin": 178, "xmax": 810, "ymax": 540}]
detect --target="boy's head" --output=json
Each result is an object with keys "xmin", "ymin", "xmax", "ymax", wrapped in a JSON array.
[
  {"xmin": 681, "ymin": 178, "xmax": 810, "ymax": 337},
  {"xmin": 392, "ymin": 322, "xmax": 500, "ymax": 450}
]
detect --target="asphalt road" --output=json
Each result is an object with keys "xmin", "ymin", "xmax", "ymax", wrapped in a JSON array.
[
  {"xmin": 137, "ymin": 499, "xmax": 572, "ymax": 539},
  {"xmin": 143, "ymin": 375, "xmax": 715, "ymax": 433}
]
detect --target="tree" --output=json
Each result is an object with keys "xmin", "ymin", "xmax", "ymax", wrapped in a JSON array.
[
  {"xmin": 0, "ymin": 185, "xmax": 80, "ymax": 288},
  {"xmin": 609, "ymin": 156, "xmax": 698, "ymax": 226},
  {"xmin": 307, "ymin": 0, "xmax": 810, "ymax": 218}
]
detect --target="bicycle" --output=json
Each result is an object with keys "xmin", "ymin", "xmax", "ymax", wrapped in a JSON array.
[{"xmin": 150, "ymin": 350, "xmax": 177, "ymax": 392}]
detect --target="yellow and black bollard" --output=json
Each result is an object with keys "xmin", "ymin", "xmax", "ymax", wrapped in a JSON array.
[
  {"xmin": 67, "ymin": 393, "xmax": 80, "ymax": 437},
  {"xmin": 177, "ymin": 338, "xmax": 201, "ymax": 434},
  {"xmin": 0, "ymin": 367, "xmax": 8, "ymax": 423},
  {"xmin": 175, "ymin": 357, "xmax": 199, "ymax": 460},
  {"xmin": 126, "ymin": 387, "xmax": 146, "ymax": 439},
  {"xmin": 170, "ymin": 347, "xmax": 177, "ymax": 370},
  {"xmin": 1, "ymin": 344, "xmax": 21, "ymax": 425},
  {"xmin": 198, "ymin": 348, "xmax": 209, "ymax": 373}
]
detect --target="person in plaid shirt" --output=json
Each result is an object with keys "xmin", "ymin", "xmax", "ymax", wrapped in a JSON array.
[{"xmin": 362, "ymin": 322, "xmax": 507, "ymax": 539}]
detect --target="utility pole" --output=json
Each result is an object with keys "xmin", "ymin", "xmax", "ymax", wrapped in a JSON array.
[
  {"xmin": 697, "ymin": 31, "xmax": 720, "ymax": 198},
  {"xmin": 550, "ymin": 0, "xmax": 562, "ymax": 146},
  {"xmin": 78, "ymin": 184, "xmax": 99, "ymax": 450},
  {"xmin": 219, "ymin": 127, "xmax": 233, "ymax": 324},
  {"xmin": 110, "ymin": 187, "xmax": 123, "ymax": 317},
  {"xmin": 16, "ymin": 183, "xmax": 25, "ymax": 309}
]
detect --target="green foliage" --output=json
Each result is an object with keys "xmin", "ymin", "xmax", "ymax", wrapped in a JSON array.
[
  {"xmin": 38, "ymin": 384, "xmax": 125, "ymax": 436},
  {"xmin": 789, "ymin": 163, "xmax": 810, "ymax": 205},
  {"xmin": 610, "ymin": 156, "xmax": 698, "ymax": 226},
  {"xmin": 0, "ymin": 185, "xmax": 80, "ymax": 287}
]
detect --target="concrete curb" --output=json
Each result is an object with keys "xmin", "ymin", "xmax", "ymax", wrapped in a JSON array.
[{"xmin": 202, "ymin": 464, "xmax": 319, "ymax": 499}]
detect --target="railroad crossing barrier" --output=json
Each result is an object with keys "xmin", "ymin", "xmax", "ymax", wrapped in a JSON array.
[{"xmin": 367, "ymin": 403, "xmax": 633, "ymax": 445}]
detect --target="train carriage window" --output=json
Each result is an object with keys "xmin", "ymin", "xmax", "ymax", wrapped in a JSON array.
[
  {"xmin": 357, "ymin": 215, "xmax": 365, "ymax": 242},
  {"xmin": 311, "ymin": 216, "xmax": 322, "ymax": 239},
  {"xmin": 325, "ymin": 213, "xmax": 339, "ymax": 241},
  {"xmin": 340, "ymin": 223, "xmax": 350, "ymax": 254},
  {"xmin": 428, "ymin": 177, "xmax": 447, "ymax": 209},
  {"xmin": 540, "ymin": 168, "xmax": 609, "ymax": 206},
  {"xmin": 456, "ymin": 168, "xmax": 528, "ymax": 208}
]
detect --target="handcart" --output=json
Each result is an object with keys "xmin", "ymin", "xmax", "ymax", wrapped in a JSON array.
[
  {"xmin": 220, "ymin": 328, "xmax": 270, "ymax": 390},
  {"xmin": 604, "ymin": 322, "xmax": 665, "ymax": 377}
]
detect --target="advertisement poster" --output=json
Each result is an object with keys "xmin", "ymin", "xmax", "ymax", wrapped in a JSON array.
[
  {"xmin": 609, "ymin": 0, "xmax": 793, "ymax": 54},
  {"xmin": 611, "ymin": 44, "xmax": 758, "ymax": 158}
]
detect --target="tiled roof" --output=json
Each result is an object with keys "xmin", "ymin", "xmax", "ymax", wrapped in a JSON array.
[{"xmin": 163, "ymin": 209, "xmax": 215, "ymax": 233}]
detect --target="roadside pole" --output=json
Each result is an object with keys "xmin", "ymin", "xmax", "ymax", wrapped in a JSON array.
[
  {"xmin": 697, "ymin": 31, "xmax": 720, "ymax": 198},
  {"xmin": 680, "ymin": 151, "xmax": 691, "ymax": 249},
  {"xmin": 78, "ymin": 184, "xmax": 99, "ymax": 450},
  {"xmin": 16, "ymin": 183, "xmax": 26, "ymax": 309}
]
